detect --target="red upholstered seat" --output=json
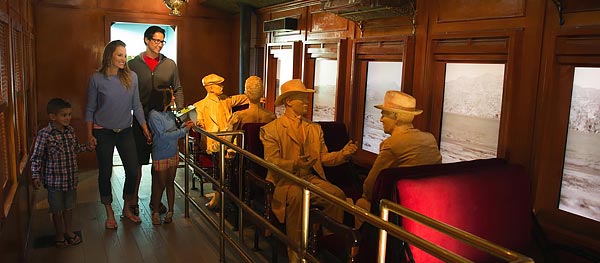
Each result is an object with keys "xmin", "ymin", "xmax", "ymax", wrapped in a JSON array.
[
  {"xmin": 359, "ymin": 158, "xmax": 534, "ymax": 262},
  {"xmin": 395, "ymin": 161, "xmax": 532, "ymax": 262}
]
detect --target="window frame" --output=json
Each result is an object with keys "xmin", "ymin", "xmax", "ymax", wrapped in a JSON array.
[
  {"xmin": 425, "ymin": 30, "xmax": 521, "ymax": 163},
  {"xmin": 349, "ymin": 36, "xmax": 415, "ymax": 167},
  {"xmin": 302, "ymin": 38, "xmax": 348, "ymax": 121},
  {"xmin": 264, "ymin": 41, "xmax": 302, "ymax": 113},
  {"xmin": 533, "ymin": 27, "xmax": 600, "ymax": 242}
]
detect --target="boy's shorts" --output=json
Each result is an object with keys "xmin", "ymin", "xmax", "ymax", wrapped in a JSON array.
[
  {"xmin": 152, "ymin": 155, "xmax": 179, "ymax": 172},
  {"xmin": 47, "ymin": 188, "xmax": 77, "ymax": 214}
]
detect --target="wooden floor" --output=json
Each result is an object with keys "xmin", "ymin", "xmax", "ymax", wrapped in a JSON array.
[{"xmin": 26, "ymin": 163, "xmax": 263, "ymax": 263}]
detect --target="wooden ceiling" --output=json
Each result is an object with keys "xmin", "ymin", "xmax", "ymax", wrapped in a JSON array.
[{"xmin": 201, "ymin": 0, "xmax": 294, "ymax": 14}]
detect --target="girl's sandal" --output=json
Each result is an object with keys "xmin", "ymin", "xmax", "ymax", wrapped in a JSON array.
[
  {"xmin": 55, "ymin": 239, "xmax": 69, "ymax": 248},
  {"xmin": 64, "ymin": 233, "xmax": 82, "ymax": 246},
  {"xmin": 105, "ymin": 219, "xmax": 118, "ymax": 230}
]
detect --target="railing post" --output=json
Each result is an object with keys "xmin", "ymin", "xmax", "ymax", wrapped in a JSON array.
[
  {"xmin": 238, "ymin": 133, "xmax": 245, "ymax": 242},
  {"xmin": 184, "ymin": 134, "xmax": 190, "ymax": 218},
  {"xmin": 220, "ymin": 142, "xmax": 226, "ymax": 263},
  {"xmin": 301, "ymin": 188, "xmax": 310, "ymax": 263},
  {"xmin": 378, "ymin": 204, "xmax": 390, "ymax": 263}
]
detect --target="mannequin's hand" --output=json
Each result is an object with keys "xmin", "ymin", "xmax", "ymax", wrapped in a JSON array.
[
  {"xmin": 341, "ymin": 140, "xmax": 358, "ymax": 158},
  {"xmin": 294, "ymin": 155, "xmax": 316, "ymax": 170}
]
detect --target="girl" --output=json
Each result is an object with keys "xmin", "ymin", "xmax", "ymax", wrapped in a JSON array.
[{"xmin": 147, "ymin": 88, "xmax": 194, "ymax": 225}]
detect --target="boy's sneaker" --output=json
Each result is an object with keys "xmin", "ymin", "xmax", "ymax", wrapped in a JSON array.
[{"xmin": 152, "ymin": 213, "xmax": 162, "ymax": 225}]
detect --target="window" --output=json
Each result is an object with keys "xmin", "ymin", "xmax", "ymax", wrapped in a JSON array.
[
  {"xmin": 559, "ymin": 67, "xmax": 600, "ymax": 222},
  {"xmin": 111, "ymin": 22, "xmax": 178, "ymax": 63},
  {"xmin": 440, "ymin": 63, "xmax": 505, "ymax": 163},
  {"xmin": 302, "ymin": 39, "xmax": 348, "ymax": 122},
  {"xmin": 275, "ymin": 53, "xmax": 294, "ymax": 117},
  {"xmin": 265, "ymin": 42, "xmax": 302, "ymax": 116},
  {"xmin": 312, "ymin": 58, "xmax": 338, "ymax": 121},
  {"xmin": 361, "ymin": 61, "xmax": 403, "ymax": 154}
]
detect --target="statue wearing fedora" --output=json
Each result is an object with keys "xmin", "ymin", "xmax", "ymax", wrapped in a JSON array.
[
  {"xmin": 260, "ymin": 79, "xmax": 358, "ymax": 262},
  {"xmin": 193, "ymin": 73, "xmax": 249, "ymax": 209},
  {"xmin": 356, "ymin": 90, "xmax": 442, "ymax": 216}
]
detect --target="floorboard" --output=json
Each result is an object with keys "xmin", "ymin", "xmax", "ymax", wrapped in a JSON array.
[{"xmin": 27, "ymin": 162, "xmax": 254, "ymax": 263}]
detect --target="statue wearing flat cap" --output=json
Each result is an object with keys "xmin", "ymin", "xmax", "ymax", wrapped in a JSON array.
[
  {"xmin": 259, "ymin": 79, "xmax": 358, "ymax": 262},
  {"xmin": 193, "ymin": 73, "xmax": 249, "ymax": 210},
  {"xmin": 193, "ymin": 73, "xmax": 249, "ymax": 154},
  {"xmin": 356, "ymin": 90, "xmax": 441, "ymax": 224}
]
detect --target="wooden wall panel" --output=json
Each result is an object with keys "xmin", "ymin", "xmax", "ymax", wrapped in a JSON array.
[
  {"xmin": 37, "ymin": 0, "xmax": 97, "ymax": 8},
  {"xmin": 0, "ymin": 1, "xmax": 33, "ymax": 262},
  {"xmin": 0, "ymin": 0, "xmax": 7, "ymax": 13},
  {"xmin": 35, "ymin": 6, "xmax": 103, "ymax": 168},
  {"xmin": 99, "ymin": 0, "xmax": 171, "ymax": 13},
  {"xmin": 563, "ymin": 0, "xmax": 600, "ymax": 13},
  {"xmin": 307, "ymin": 4, "xmax": 352, "ymax": 40},
  {"xmin": 436, "ymin": 0, "xmax": 526, "ymax": 23},
  {"xmin": 178, "ymin": 16, "xmax": 235, "ymax": 102}
]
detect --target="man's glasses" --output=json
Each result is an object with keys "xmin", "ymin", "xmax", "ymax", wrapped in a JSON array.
[{"xmin": 150, "ymin": 38, "xmax": 166, "ymax": 45}]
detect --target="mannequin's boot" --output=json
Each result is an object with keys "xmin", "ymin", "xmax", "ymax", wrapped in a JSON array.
[{"xmin": 206, "ymin": 192, "xmax": 221, "ymax": 210}]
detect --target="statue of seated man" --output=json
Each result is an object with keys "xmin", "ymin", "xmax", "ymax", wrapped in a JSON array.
[
  {"xmin": 260, "ymin": 79, "xmax": 358, "ymax": 262},
  {"xmin": 227, "ymin": 76, "xmax": 276, "ymax": 131},
  {"xmin": 356, "ymin": 90, "xmax": 442, "ymax": 223}
]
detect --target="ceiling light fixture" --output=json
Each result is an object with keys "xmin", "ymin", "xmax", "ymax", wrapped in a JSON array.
[{"xmin": 163, "ymin": 0, "xmax": 187, "ymax": 16}]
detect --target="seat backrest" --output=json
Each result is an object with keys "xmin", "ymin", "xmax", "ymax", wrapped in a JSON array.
[
  {"xmin": 317, "ymin": 121, "xmax": 362, "ymax": 201},
  {"xmin": 371, "ymin": 158, "xmax": 506, "ymax": 214},
  {"xmin": 316, "ymin": 121, "xmax": 349, "ymax": 151},
  {"xmin": 241, "ymin": 122, "xmax": 269, "ymax": 177},
  {"xmin": 383, "ymin": 159, "xmax": 532, "ymax": 262}
]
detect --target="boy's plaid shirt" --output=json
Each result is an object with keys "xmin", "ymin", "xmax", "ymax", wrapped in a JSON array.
[{"xmin": 31, "ymin": 122, "xmax": 91, "ymax": 191}]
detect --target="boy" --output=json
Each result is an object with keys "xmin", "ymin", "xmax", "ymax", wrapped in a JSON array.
[{"xmin": 32, "ymin": 98, "xmax": 94, "ymax": 248}]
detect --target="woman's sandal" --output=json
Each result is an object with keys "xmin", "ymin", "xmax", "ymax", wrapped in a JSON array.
[
  {"xmin": 105, "ymin": 219, "xmax": 118, "ymax": 230},
  {"xmin": 55, "ymin": 239, "xmax": 69, "ymax": 248},
  {"xmin": 64, "ymin": 233, "xmax": 82, "ymax": 246},
  {"xmin": 121, "ymin": 212, "xmax": 142, "ymax": 224},
  {"xmin": 163, "ymin": 212, "xmax": 173, "ymax": 224},
  {"xmin": 129, "ymin": 204, "xmax": 139, "ymax": 216}
]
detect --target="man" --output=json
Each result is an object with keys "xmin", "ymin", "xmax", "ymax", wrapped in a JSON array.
[
  {"xmin": 194, "ymin": 73, "xmax": 248, "ymax": 209},
  {"xmin": 356, "ymin": 90, "xmax": 442, "ymax": 215},
  {"xmin": 260, "ymin": 79, "xmax": 357, "ymax": 262},
  {"xmin": 227, "ymin": 76, "xmax": 276, "ymax": 131},
  {"xmin": 128, "ymin": 25, "xmax": 183, "ymax": 215}
]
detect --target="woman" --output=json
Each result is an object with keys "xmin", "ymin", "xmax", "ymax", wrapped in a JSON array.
[{"xmin": 85, "ymin": 40, "xmax": 152, "ymax": 229}]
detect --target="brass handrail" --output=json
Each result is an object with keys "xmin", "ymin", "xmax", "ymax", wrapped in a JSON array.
[
  {"xmin": 378, "ymin": 199, "xmax": 534, "ymax": 263},
  {"xmin": 179, "ymin": 126, "xmax": 534, "ymax": 263}
]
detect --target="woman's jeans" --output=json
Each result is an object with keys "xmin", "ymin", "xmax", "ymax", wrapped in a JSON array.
[{"xmin": 93, "ymin": 128, "xmax": 139, "ymax": 205}]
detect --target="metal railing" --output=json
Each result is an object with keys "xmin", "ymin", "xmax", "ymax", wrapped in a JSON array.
[{"xmin": 176, "ymin": 126, "xmax": 534, "ymax": 263}]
